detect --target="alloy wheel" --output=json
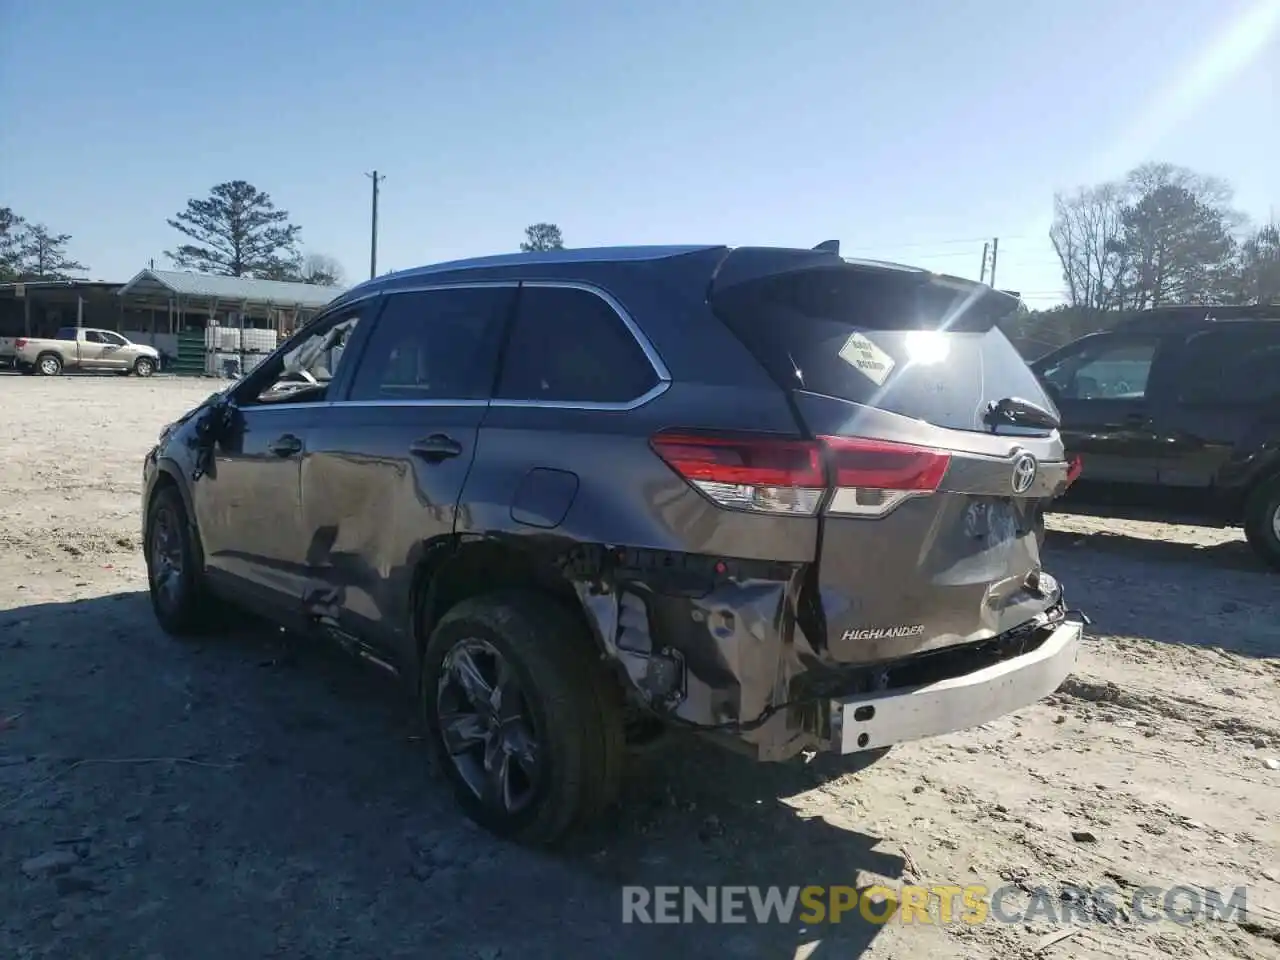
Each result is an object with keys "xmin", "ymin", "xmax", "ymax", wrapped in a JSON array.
[
  {"xmin": 148, "ymin": 506, "xmax": 184, "ymax": 609},
  {"xmin": 435, "ymin": 638, "xmax": 541, "ymax": 815}
]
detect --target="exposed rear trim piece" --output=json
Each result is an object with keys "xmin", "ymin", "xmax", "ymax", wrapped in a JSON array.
[{"xmin": 832, "ymin": 620, "xmax": 1082, "ymax": 753}]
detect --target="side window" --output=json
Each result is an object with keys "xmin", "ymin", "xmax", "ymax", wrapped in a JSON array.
[
  {"xmin": 346, "ymin": 286, "xmax": 514, "ymax": 402},
  {"xmin": 1178, "ymin": 326, "xmax": 1280, "ymax": 405},
  {"xmin": 83, "ymin": 330, "xmax": 105, "ymax": 344},
  {"xmin": 249, "ymin": 307, "xmax": 366, "ymax": 405},
  {"xmin": 495, "ymin": 286, "xmax": 659, "ymax": 403},
  {"xmin": 101, "ymin": 332, "xmax": 127, "ymax": 347},
  {"xmin": 1041, "ymin": 339, "xmax": 1158, "ymax": 400}
]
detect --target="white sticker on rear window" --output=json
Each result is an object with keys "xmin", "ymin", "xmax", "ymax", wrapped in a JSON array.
[{"xmin": 838, "ymin": 332, "xmax": 895, "ymax": 386}]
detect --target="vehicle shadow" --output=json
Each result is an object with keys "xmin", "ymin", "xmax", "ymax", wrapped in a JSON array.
[
  {"xmin": 1041, "ymin": 528, "xmax": 1280, "ymax": 659},
  {"xmin": 1042, "ymin": 526, "xmax": 1266, "ymax": 574},
  {"xmin": 0, "ymin": 592, "xmax": 901, "ymax": 959}
]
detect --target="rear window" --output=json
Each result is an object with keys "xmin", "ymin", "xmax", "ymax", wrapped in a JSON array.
[{"xmin": 711, "ymin": 265, "xmax": 1055, "ymax": 433}]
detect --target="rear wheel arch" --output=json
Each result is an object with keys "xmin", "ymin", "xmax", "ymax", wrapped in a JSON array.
[{"xmin": 411, "ymin": 536, "xmax": 610, "ymax": 670}]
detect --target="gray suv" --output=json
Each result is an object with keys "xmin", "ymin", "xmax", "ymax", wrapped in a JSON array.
[{"xmin": 141, "ymin": 244, "xmax": 1083, "ymax": 844}]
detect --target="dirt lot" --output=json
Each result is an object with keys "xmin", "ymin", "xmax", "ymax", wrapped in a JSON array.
[{"xmin": 1, "ymin": 373, "xmax": 1278, "ymax": 960}]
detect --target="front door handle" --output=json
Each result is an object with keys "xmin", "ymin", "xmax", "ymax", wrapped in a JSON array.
[
  {"xmin": 268, "ymin": 434, "xmax": 303, "ymax": 457},
  {"xmin": 409, "ymin": 434, "xmax": 463, "ymax": 462}
]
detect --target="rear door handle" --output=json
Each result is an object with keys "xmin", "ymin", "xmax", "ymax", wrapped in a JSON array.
[
  {"xmin": 268, "ymin": 434, "xmax": 303, "ymax": 457},
  {"xmin": 409, "ymin": 434, "xmax": 463, "ymax": 461}
]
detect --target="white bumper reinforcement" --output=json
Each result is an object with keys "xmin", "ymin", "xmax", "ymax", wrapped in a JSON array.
[{"xmin": 832, "ymin": 620, "xmax": 1082, "ymax": 754}]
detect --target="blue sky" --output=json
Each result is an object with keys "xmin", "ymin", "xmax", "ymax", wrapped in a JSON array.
[{"xmin": 2, "ymin": 0, "xmax": 1277, "ymax": 306}]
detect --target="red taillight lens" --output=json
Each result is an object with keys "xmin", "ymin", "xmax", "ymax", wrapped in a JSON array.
[
  {"xmin": 820, "ymin": 436, "xmax": 951, "ymax": 492},
  {"xmin": 650, "ymin": 431, "xmax": 950, "ymax": 518},
  {"xmin": 1065, "ymin": 455, "xmax": 1083, "ymax": 488},
  {"xmin": 14, "ymin": 338, "xmax": 26, "ymax": 350},
  {"xmin": 650, "ymin": 431, "xmax": 825, "ymax": 515},
  {"xmin": 821, "ymin": 435, "xmax": 950, "ymax": 518}
]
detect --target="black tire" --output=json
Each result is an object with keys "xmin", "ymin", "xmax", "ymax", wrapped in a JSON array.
[
  {"xmin": 144, "ymin": 484, "xmax": 218, "ymax": 634},
  {"xmin": 134, "ymin": 356, "xmax": 156, "ymax": 377},
  {"xmin": 36, "ymin": 353, "xmax": 62, "ymax": 376},
  {"xmin": 421, "ymin": 590, "xmax": 625, "ymax": 846},
  {"xmin": 1243, "ymin": 477, "xmax": 1280, "ymax": 571}
]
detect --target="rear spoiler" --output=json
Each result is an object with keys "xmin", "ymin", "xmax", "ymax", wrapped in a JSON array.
[{"xmin": 710, "ymin": 247, "xmax": 1021, "ymax": 333}]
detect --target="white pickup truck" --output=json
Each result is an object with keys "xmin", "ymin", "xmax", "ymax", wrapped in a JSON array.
[{"xmin": 14, "ymin": 327, "xmax": 161, "ymax": 377}]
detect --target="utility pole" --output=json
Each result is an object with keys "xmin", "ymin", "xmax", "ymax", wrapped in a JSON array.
[
  {"xmin": 979, "ymin": 242, "xmax": 989, "ymax": 284},
  {"xmin": 989, "ymin": 237, "xmax": 999, "ymax": 288},
  {"xmin": 366, "ymin": 170, "xmax": 385, "ymax": 280}
]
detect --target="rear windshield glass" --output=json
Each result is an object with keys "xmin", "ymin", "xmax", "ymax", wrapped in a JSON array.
[{"xmin": 711, "ymin": 266, "xmax": 1055, "ymax": 433}]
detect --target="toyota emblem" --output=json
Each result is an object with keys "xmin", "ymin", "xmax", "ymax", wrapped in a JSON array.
[{"xmin": 1011, "ymin": 452, "xmax": 1038, "ymax": 494}]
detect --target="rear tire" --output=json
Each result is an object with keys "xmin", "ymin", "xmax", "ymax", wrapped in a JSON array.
[
  {"xmin": 134, "ymin": 356, "xmax": 156, "ymax": 377},
  {"xmin": 421, "ymin": 590, "xmax": 625, "ymax": 846},
  {"xmin": 145, "ymin": 484, "xmax": 219, "ymax": 634},
  {"xmin": 1243, "ymin": 477, "xmax": 1280, "ymax": 571},
  {"xmin": 36, "ymin": 353, "xmax": 62, "ymax": 376}
]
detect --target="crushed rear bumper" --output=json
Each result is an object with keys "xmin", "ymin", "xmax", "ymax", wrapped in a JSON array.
[{"xmin": 829, "ymin": 619, "xmax": 1082, "ymax": 754}]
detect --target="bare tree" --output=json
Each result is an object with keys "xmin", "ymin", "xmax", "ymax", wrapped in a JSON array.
[
  {"xmin": 520, "ymin": 222, "xmax": 564, "ymax": 252},
  {"xmin": 166, "ymin": 180, "xmax": 302, "ymax": 278},
  {"xmin": 1235, "ymin": 224, "xmax": 1280, "ymax": 305},
  {"xmin": 1049, "ymin": 184, "xmax": 1129, "ymax": 310},
  {"xmin": 298, "ymin": 253, "xmax": 345, "ymax": 286},
  {"xmin": 1050, "ymin": 162, "xmax": 1248, "ymax": 311}
]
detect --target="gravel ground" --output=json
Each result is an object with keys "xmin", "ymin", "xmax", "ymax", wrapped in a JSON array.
[{"xmin": 1, "ymin": 373, "xmax": 1278, "ymax": 960}]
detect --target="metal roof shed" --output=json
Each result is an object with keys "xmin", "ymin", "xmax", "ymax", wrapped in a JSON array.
[{"xmin": 116, "ymin": 269, "xmax": 345, "ymax": 336}]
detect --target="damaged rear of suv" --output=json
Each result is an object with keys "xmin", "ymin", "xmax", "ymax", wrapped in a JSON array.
[{"xmin": 142, "ymin": 243, "xmax": 1083, "ymax": 845}]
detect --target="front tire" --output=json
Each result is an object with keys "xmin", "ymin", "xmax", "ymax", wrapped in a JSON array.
[
  {"xmin": 1243, "ymin": 477, "xmax": 1280, "ymax": 571},
  {"xmin": 421, "ymin": 591, "xmax": 625, "ymax": 846},
  {"xmin": 134, "ymin": 356, "xmax": 156, "ymax": 377},
  {"xmin": 145, "ymin": 485, "xmax": 217, "ymax": 634}
]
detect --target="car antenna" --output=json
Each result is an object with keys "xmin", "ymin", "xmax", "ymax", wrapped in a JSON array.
[{"xmin": 813, "ymin": 240, "xmax": 840, "ymax": 254}]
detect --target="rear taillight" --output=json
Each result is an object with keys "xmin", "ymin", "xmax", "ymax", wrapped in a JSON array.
[
  {"xmin": 14, "ymin": 338, "xmax": 26, "ymax": 350},
  {"xmin": 821, "ymin": 435, "xmax": 950, "ymax": 518},
  {"xmin": 649, "ymin": 430, "xmax": 950, "ymax": 518},
  {"xmin": 649, "ymin": 431, "xmax": 825, "ymax": 515},
  {"xmin": 1065, "ymin": 455, "xmax": 1083, "ymax": 489}
]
